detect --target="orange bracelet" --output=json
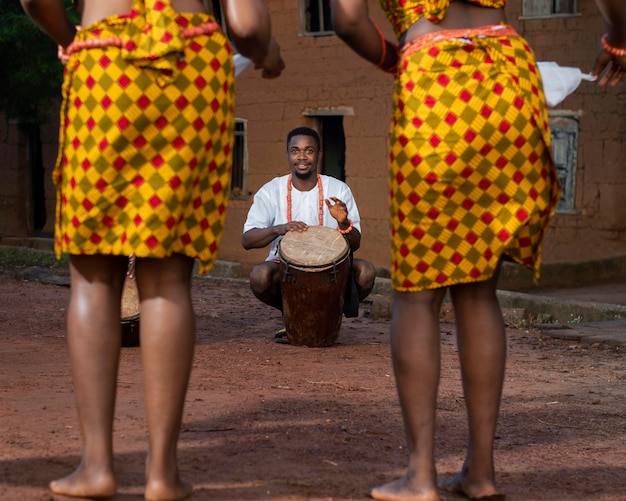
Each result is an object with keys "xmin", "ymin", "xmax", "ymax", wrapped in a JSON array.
[
  {"xmin": 373, "ymin": 23, "xmax": 399, "ymax": 74},
  {"xmin": 601, "ymin": 34, "xmax": 626, "ymax": 57},
  {"xmin": 373, "ymin": 23, "xmax": 387, "ymax": 67},
  {"xmin": 337, "ymin": 218, "xmax": 354, "ymax": 235}
]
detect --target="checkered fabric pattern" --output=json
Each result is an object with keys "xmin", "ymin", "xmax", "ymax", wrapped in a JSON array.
[
  {"xmin": 54, "ymin": 9, "xmax": 235, "ymax": 275},
  {"xmin": 122, "ymin": 0, "xmax": 184, "ymax": 75},
  {"xmin": 388, "ymin": 28, "xmax": 561, "ymax": 291}
]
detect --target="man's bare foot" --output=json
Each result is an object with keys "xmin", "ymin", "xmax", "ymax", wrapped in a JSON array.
[
  {"xmin": 145, "ymin": 478, "xmax": 193, "ymax": 501},
  {"xmin": 370, "ymin": 476, "xmax": 439, "ymax": 501},
  {"xmin": 439, "ymin": 474, "xmax": 505, "ymax": 500},
  {"xmin": 49, "ymin": 465, "xmax": 116, "ymax": 499}
]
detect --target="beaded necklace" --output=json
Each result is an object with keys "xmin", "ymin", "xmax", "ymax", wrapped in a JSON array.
[{"xmin": 286, "ymin": 174, "xmax": 324, "ymax": 225}]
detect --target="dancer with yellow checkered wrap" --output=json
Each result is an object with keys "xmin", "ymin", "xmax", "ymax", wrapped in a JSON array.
[
  {"xmin": 332, "ymin": 0, "xmax": 560, "ymax": 501},
  {"xmin": 20, "ymin": 0, "xmax": 283, "ymax": 499},
  {"xmin": 332, "ymin": 1, "xmax": 626, "ymax": 500}
]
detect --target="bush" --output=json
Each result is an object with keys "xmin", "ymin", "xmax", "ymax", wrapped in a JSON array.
[{"xmin": 0, "ymin": 0, "xmax": 79, "ymax": 123}]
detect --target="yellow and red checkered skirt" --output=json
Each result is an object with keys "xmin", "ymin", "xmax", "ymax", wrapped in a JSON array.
[
  {"xmin": 54, "ymin": 11, "xmax": 235, "ymax": 274},
  {"xmin": 389, "ymin": 24, "xmax": 561, "ymax": 291}
]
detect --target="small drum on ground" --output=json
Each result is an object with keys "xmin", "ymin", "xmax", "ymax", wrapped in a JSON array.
[
  {"xmin": 121, "ymin": 275, "xmax": 140, "ymax": 347},
  {"xmin": 279, "ymin": 226, "xmax": 350, "ymax": 347}
]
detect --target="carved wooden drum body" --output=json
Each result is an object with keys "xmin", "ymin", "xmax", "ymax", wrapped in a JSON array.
[
  {"xmin": 121, "ymin": 275, "xmax": 140, "ymax": 347},
  {"xmin": 279, "ymin": 226, "xmax": 350, "ymax": 347}
]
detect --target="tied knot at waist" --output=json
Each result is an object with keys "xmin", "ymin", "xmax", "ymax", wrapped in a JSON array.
[
  {"xmin": 122, "ymin": 0, "xmax": 184, "ymax": 69},
  {"xmin": 401, "ymin": 23, "xmax": 517, "ymax": 58},
  {"xmin": 65, "ymin": 1, "xmax": 221, "ymax": 73}
]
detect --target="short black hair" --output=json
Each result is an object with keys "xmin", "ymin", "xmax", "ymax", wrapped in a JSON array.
[{"xmin": 287, "ymin": 127, "xmax": 320, "ymax": 150}]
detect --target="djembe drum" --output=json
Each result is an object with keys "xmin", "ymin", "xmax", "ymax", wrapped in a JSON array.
[
  {"xmin": 120, "ymin": 257, "xmax": 140, "ymax": 347},
  {"xmin": 278, "ymin": 226, "xmax": 350, "ymax": 347}
]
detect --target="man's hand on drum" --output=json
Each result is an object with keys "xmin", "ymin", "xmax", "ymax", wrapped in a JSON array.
[
  {"xmin": 282, "ymin": 221, "xmax": 309, "ymax": 233},
  {"xmin": 325, "ymin": 197, "xmax": 349, "ymax": 225}
]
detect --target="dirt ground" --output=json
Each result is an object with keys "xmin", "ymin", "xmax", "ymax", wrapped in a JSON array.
[{"xmin": 1, "ymin": 270, "xmax": 625, "ymax": 501}]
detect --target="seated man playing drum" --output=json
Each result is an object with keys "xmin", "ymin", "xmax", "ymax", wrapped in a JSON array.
[{"xmin": 242, "ymin": 126, "xmax": 376, "ymax": 341}]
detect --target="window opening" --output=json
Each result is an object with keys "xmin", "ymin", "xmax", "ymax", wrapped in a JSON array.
[
  {"xmin": 300, "ymin": 0, "xmax": 333, "ymax": 35},
  {"xmin": 549, "ymin": 113, "xmax": 579, "ymax": 213},
  {"xmin": 522, "ymin": 0, "xmax": 578, "ymax": 18},
  {"xmin": 316, "ymin": 116, "xmax": 346, "ymax": 182},
  {"xmin": 230, "ymin": 119, "xmax": 248, "ymax": 198}
]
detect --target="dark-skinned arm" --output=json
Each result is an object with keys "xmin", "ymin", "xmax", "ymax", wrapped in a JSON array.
[
  {"xmin": 595, "ymin": 0, "xmax": 626, "ymax": 43},
  {"xmin": 330, "ymin": 0, "xmax": 398, "ymax": 72},
  {"xmin": 242, "ymin": 222, "xmax": 308, "ymax": 250},
  {"xmin": 338, "ymin": 221, "xmax": 362, "ymax": 252},
  {"xmin": 222, "ymin": 0, "xmax": 284, "ymax": 78},
  {"xmin": 20, "ymin": 0, "xmax": 76, "ymax": 48},
  {"xmin": 591, "ymin": 0, "xmax": 626, "ymax": 86},
  {"xmin": 326, "ymin": 197, "xmax": 361, "ymax": 252}
]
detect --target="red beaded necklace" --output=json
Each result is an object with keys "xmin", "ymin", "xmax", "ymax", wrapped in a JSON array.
[{"xmin": 287, "ymin": 174, "xmax": 324, "ymax": 225}]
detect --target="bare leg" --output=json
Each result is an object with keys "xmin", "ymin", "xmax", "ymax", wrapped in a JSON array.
[
  {"xmin": 353, "ymin": 258, "xmax": 376, "ymax": 301},
  {"xmin": 248, "ymin": 261, "xmax": 282, "ymax": 311},
  {"xmin": 371, "ymin": 288, "xmax": 446, "ymax": 501},
  {"xmin": 135, "ymin": 254, "xmax": 195, "ymax": 501},
  {"xmin": 442, "ymin": 269, "xmax": 506, "ymax": 500},
  {"xmin": 50, "ymin": 254, "xmax": 128, "ymax": 498}
]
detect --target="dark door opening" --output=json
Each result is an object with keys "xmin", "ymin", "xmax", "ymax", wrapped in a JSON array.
[{"xmin": 318, "ymin": 116, "xmax": 345, "ymax": 182}]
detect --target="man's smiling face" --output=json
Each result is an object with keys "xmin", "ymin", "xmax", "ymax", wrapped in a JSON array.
[{"xmin": 287, "ymin": 134, "xmax": 321, "ymax": 180}]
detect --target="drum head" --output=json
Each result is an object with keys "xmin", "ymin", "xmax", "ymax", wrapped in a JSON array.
[{"xmin": 279, "ymin": 226, "xmax": 349, "ymax": 271}]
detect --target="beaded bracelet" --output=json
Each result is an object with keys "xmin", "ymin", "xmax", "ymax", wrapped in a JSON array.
[
  {"xmin": 373, "ymin": 23, "xmax": 399, "ymax": 74},
  {"xmin": 57, "ymin": 45, "xmax": 70, "ymax": 64},
  {"xmin": 57, "ymin": 26, "xmax": 81, "ymax": 65},
  {"xmin": 337, "ymin": 219, "xmax": 354, "ymax": 235},
  {"xmin": 601, "ymin": 34, "xmax": 626, "ymax": 57}
]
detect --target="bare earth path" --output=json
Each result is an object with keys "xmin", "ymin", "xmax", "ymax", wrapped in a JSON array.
[{"xmin": 1, "ymin": 272, "xmax": 625, "ymax": 501}]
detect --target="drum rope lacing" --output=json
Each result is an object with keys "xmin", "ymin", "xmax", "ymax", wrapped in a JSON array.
[{"xmin": 286, "ymin": 174, "xmax": 324, "ymax": 226}]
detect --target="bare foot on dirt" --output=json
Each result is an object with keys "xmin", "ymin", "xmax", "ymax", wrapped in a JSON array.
[
  {"xmin": 145, "ymin": 478, "xmax": 193, "ymax": 501},
  {"xmin": 49, "ymin": 465, "xmax": 116, "ymax": 499},
  {"xmin": 439, "ymin": 474, "xmax": 505, "ymax": 500},
  {"xmin": 370, "ymin": 476, "xmax": 439, "ymax": 501}
]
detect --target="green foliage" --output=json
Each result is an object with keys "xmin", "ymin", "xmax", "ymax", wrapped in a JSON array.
[
  {"xmin": 0, "ymin": 0, "xmax": 79, "ymax": 123},
  {"xmin": 0, "ymin": 246, "xmax": 69, "ymax": 270}
]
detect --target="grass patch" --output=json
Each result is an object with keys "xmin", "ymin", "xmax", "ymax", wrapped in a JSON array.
[{"xmin": 0, "ymin": 246, "xmax": 69, "ymax": 271}]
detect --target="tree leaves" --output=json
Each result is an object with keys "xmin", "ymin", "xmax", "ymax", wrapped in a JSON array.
[{"xmin": 0, "ymin": 0, "xmax": 79, "ymax": 122}]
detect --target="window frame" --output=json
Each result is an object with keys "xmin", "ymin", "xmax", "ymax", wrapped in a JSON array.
[
  {"xmin": 549, "ymin": 111, "xmax": 581, "ymax": 214},
  {"xmin": 521, "ymin": 0, "xmax": 580, "ymax": 19},
  {"xmin": 230, "ymin": 118, "xmax": 248, "ymax": 200},
  {"xmin": 299, "ymin": 0, "xmax": 334, "ymax": 37}
]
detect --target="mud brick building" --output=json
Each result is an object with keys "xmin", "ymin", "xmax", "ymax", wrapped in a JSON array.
[{"xmin": 1, "ymin": 1, "xmax": 625, "ymax": 286}]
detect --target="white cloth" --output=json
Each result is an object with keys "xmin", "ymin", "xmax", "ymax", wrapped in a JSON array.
[
  {"xmin": 537, "ymin": 61, "xmax": 596, "ymax": 107},
  {"xmin": 233, "ymin": 54, "xmax": 252, "ymax": 76},
  {"xmin": 243, "ymin": 174, "xmax": 362, "ymax": 261}
]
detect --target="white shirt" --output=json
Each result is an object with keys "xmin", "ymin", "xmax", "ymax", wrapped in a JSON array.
[{"xmin": 243, "ymin": 174, "xmax": 362, "ymax": 260}]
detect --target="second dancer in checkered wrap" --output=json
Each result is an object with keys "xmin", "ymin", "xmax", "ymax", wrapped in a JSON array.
[
  {"xmin": 20, "ymin": 0, "xmax": 284, "ymax": 499},
  {"xmin": 331, "ymin": 0, "xmax": 626, "ymax": 500}
]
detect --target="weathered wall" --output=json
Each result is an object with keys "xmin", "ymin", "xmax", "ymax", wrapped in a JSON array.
[
  {"xmin": 1, "ymin": 1, "xmax": 625, "ymax": 285},
  {"xmin": 224, "ymin": 1, "xmax": 400, "ymax": 274},
  {"xmin": 224, "ymin": 1, "xmax": 626, "ymax": 278},
  {"xmin": 0, "ymin": 119, "xmax": 29, "ymax": 236},
  {"xmin": 0, "ymin": 120, "xmax": 57, "ymax": 237}
]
